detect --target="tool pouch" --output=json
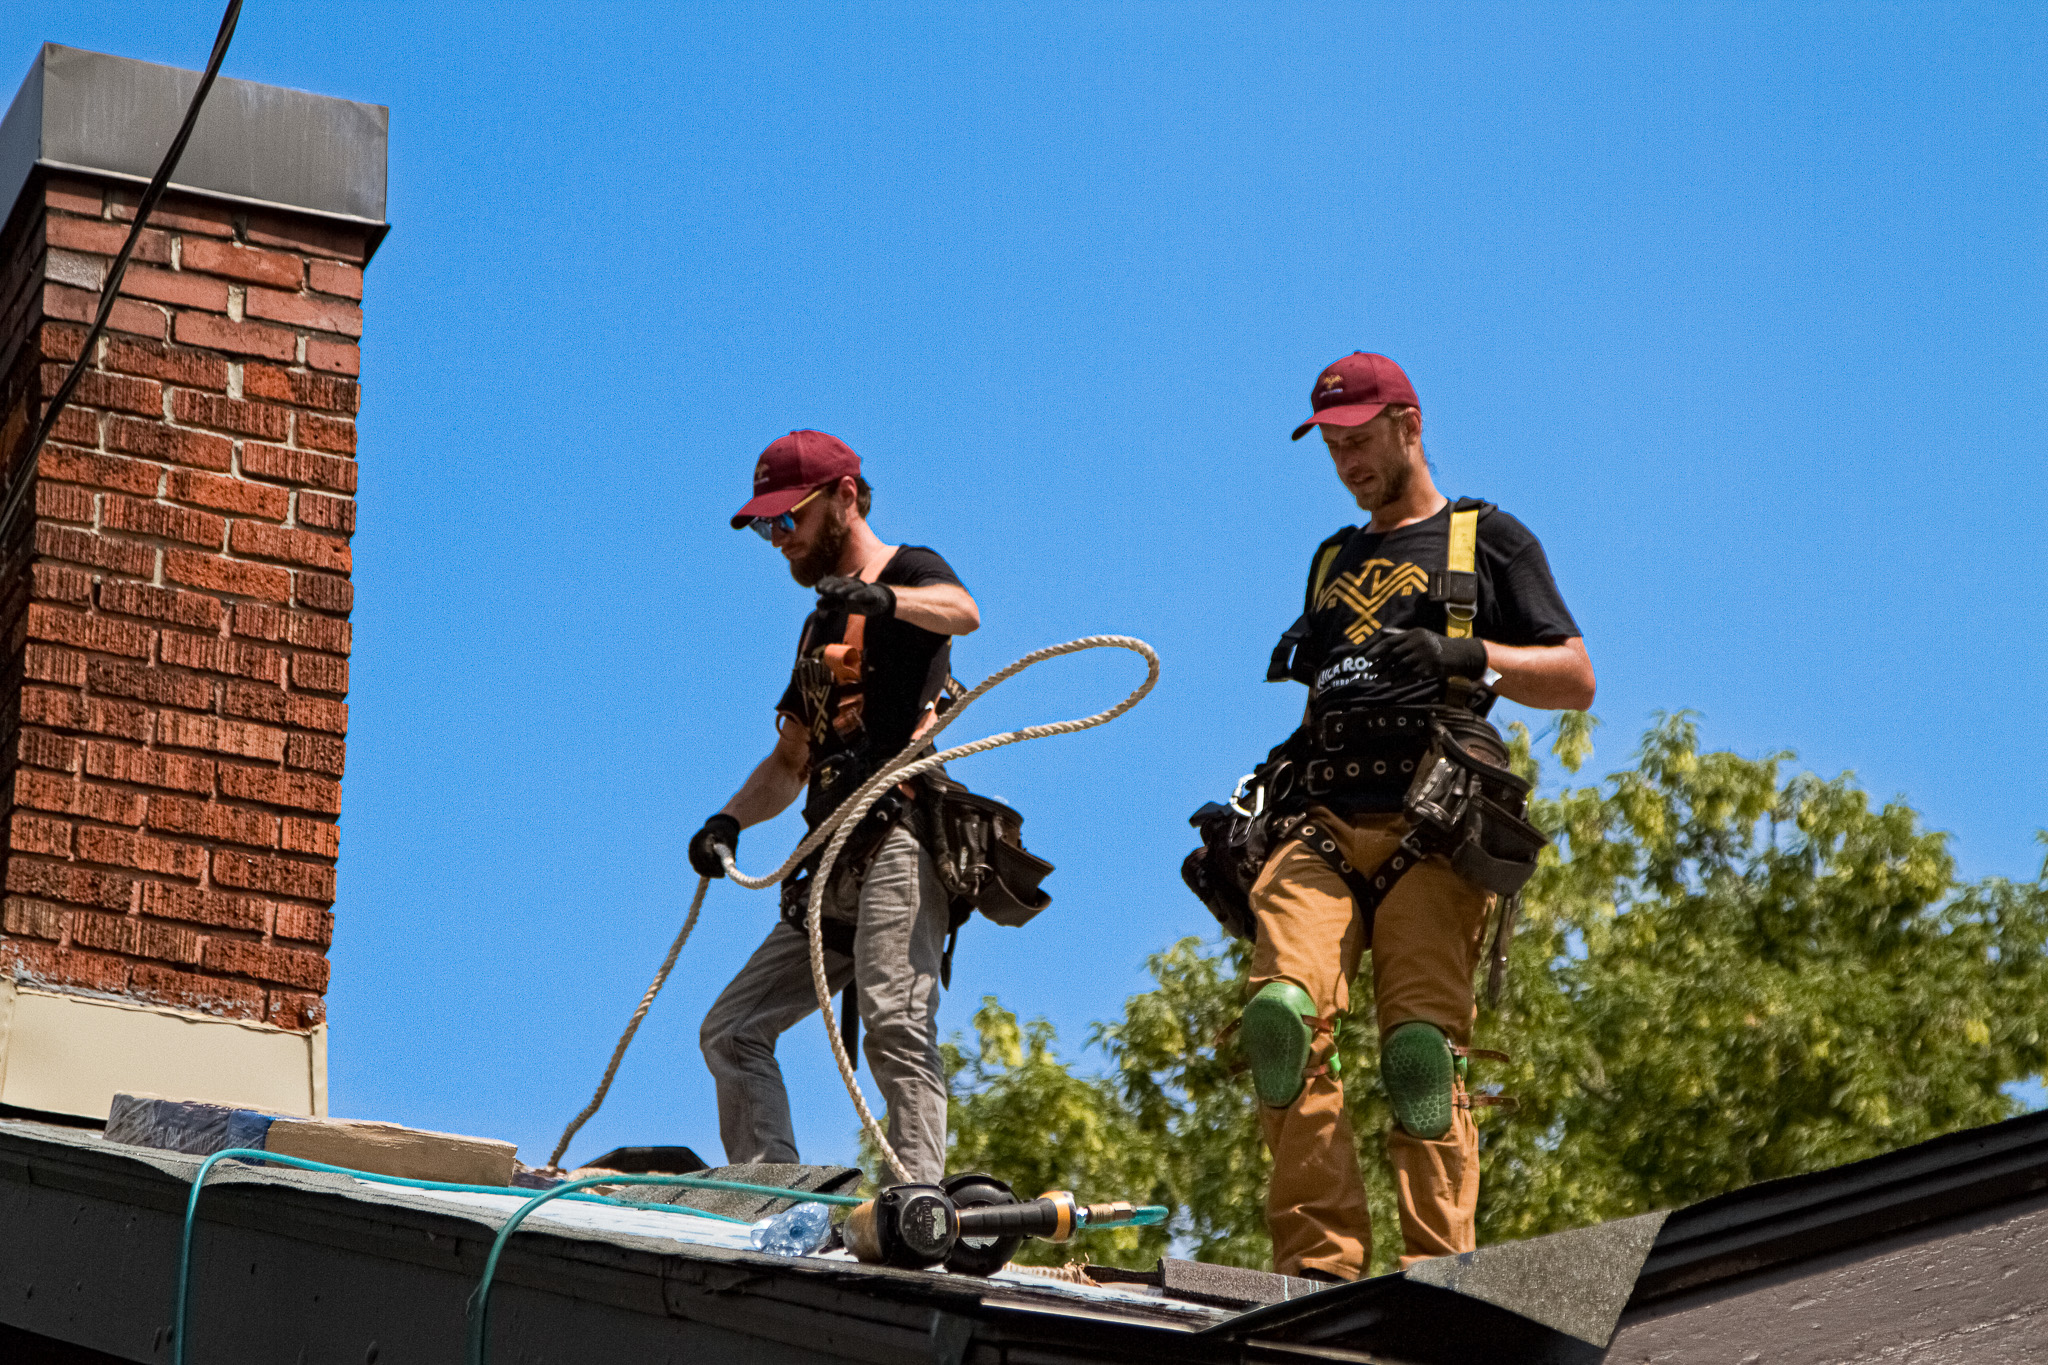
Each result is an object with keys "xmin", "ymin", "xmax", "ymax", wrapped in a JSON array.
[
  {"xmin": 1403, "ymin": 716, "xmax": 1547, "ymax": 898},
  {"xmin": 1180, "ymin": 735, "xmax": 1306, "ymax": 942},
  {"xmin": 916, "ymin": 775, "xmax": 1054, "ymax": 929}
]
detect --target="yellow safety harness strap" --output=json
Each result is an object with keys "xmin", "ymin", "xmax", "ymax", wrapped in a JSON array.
[{"xmin": 1444, "ymin": 506, "xmax": 1478, "ymax": 639}]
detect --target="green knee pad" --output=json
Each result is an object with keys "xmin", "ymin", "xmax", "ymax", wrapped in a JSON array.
[
  {"xmin": 1241, "ymin": 981, "xmax": 1320, "ymax": 1108},
  {"xmin": 1381, "ymin": 1022, "xmax": 1456, "ymax": 1140}
]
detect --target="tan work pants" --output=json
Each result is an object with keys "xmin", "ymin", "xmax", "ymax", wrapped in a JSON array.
[{"xmin": 1249, "ymin": 808, "xmax": 1493, "ymax": 1280}]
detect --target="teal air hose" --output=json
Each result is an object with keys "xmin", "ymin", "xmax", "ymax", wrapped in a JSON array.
[{"xmin": 174, "ymin": 1151, "xmax": 846, "ymax": 1365}]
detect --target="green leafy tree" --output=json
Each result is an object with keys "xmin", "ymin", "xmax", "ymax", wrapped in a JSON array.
[{"xmin": 941, "ymin": 715, "xmax": 2048, "ymax": 1275}]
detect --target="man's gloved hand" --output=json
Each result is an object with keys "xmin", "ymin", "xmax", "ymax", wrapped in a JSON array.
[
  {"xmin": 688, "ymin": 814, "xmax": 741, "ymax": 878},
  {"xmin": 1367, "ymin": 627, "xmax": 1489, "ymax": 683},
  {"xmin": 816, "ymin": 576, "xmax": 896, "ymax": 618}
]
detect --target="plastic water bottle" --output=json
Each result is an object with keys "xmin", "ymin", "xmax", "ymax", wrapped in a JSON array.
[{"xmin": 749, "ymin": 1201, "xmax": 833, "ymax": 1257}]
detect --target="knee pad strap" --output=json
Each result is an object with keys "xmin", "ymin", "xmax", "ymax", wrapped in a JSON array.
[
  {"xmin": 1241, "ymin": 981, "xmax": 1323, "ymax": 1109},
  {"xmin": 1382, "ymin": 1021, "xmax": 1456, "ymax": 1139}
]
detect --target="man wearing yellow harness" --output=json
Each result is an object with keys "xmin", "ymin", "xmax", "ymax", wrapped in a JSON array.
[{"xmin": 1248, "ymin": 353, "xmax": 1594, "ymax": 1280}]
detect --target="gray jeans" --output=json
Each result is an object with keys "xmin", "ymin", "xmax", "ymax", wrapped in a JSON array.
[{"xmin": 699, "ymin": 824, "xmax": 950, "ymax": 1185}]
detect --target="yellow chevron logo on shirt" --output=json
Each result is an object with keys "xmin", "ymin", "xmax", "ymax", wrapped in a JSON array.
[{"xmin": 1319, "ymin": 559, "xmax": 1430, "ymax": 643}]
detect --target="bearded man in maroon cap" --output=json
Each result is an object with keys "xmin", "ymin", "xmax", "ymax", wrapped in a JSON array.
[
  {"xmin": 1236, "ymin": 354, "xmax": 1594, "ymax": 1280},
  {"xmin": 689, "ymin": 430, "xmax": 979, "ymax": 1185}
]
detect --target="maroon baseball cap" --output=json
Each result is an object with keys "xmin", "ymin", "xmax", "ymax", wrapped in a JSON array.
[
  {"xmin": 1290, "ymin": 353, "xmax": 1420, "ymax": 440},
  {"xmin": 729, "ymin": 430, "xmax": 862, "ymax": 528}
]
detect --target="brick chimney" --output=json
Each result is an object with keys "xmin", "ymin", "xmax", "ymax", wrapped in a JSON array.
[{"xmin": 0, "ymin": 45, "xmax": 386, "ymax": 1120}]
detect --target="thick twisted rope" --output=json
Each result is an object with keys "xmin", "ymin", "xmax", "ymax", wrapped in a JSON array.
[
  {"xmin": 545, "ymin": 879, "xmax": 708, "ymax": 1171},
  {"xmin": 548, "ymin": 635, "xmax": 1159, "ymax": 1180}
]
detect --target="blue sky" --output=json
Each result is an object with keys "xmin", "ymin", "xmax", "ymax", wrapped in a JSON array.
[{"xmin": 6, "ymin": 3, "xmax": 2044, "ymax": 1168}]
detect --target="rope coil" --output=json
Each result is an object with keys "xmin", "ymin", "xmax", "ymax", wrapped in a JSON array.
[{"xmin": 548, "ymin": 634, "xmax": 1159, "ymax": 1180}]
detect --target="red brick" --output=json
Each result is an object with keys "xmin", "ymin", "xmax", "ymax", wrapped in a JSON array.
[
  {"xmin": 296, "ymin": 572, "xmax": 354, "ymax": 615},
  {"xmin": 244, "ymin": 287, "xmax": 362, "ymax": 338},
  {"xmin": 116, "ymin": 264, "xmax": 229, "ymax": 313},
  {"xmin": 171, "ymin": 312, "xmax": 297, "ymax": 361},
  {"xmin": 268, "ymin": 991, "xmax": 326, "ymax": 1029},
  {"xmin": 285, "ymin": 612, "xmax": 350, "ymax": 655},
  {"xmin": 101, "ymin": 494, "xmax": 226, "ymax": 549},
  {"xmin": 69, "ymin": 910, "xmax": 137, "ymax": 953},
  {"xmin": 46, "ymin": 215, "xmax": 171, "ymax": 264},
  {"xmin": 39, "ymin": 363, "xmax": 163, "ymax": 417},
  {"xmin": 109, "ymin": 190, "xmax": 236, "ymax": 236},
  {"xmin": 230, "ymin": 521, "xmax": 349, "ymax": 572},
  {"xmin": 203, "ymin": 935, "xmax": 331, "ymax": 990},
  {"xmin": 273, "ymin": 903, "xmax": 335, "ymax": 946},
  {"xmin": 305, "ymin": 339, "xmax": 360, "ymax": 376},
  {"xmin": 139, "ymin": 881, "xmax": 267, "ymax": 932},
  {"xmin": 168, "ymin": 468, "xmax": 288, "ymax": 520},
  {"xmin": 30, "ymin": 946, "xmax": 134, "ymax": 994},
  {"xmin": 76, "ymin": 781, "xmax": 146, "ymax": 827},
  {"xmin": 243, "ymin": 211, "xmax": 367, "ymax": 262},
  {"xmin": 285, "ymin": 733, "xmax": 346, "ymax": 775},
  {"xmin": 306, "ymin": 259, "xmax": 363, "ymax": 300},
  {"xmin": 135, "ymin": 920, "xmax": 204, "ymax": 965},
  {"xmin": 87, "ymin": 658, "xmax": 216, "ymax": 711},
  {"xmin": 295, "ymin": 413, "xmax": 355, "ymax": 455},
  {"xmin": 45, "ymin": 179, "xmax": 104, "ymax": 215},
  {"xmin": 291, "ymin": 654, "xmax": 349, "ymax": 695},
  {"xmin": 6, "ymin": 857, "xmax": 134, "ymax": 911},
  {"xmin": 39, "ymin": 444, "xmax": 163, "ymax": 495},
  {"xmin": 77, "ymin": 826, "xmax": 205, "ymax": 880},
  {"xmin": 17, "ymin": 728, "xmax": 80, "ymax": 772},
  {"xmin": 218, "ymin": 765, "xmax": 341, "ymax": 815},
  {"xmin": 99, "ymin": 579, "xmax": 224, "ymax": 630},
  {"xmin": 34, "ymin": 481, "xmax": 94, "ymax": 523},
  {"xmin": 240, "ymin": 442, "xmax": 357, "ymax": 493},
  {"xmin": 84, "ymin": 741, "xmax": 216, "ymax": 794},
  {"xmin": 22, "ymin": 686, "xmax": 88, "ymax": 730},
  {"xmin": 102, "ymin": 337, "xmax": 230, "ymax": 391},
  {"xmin": 168, "ymin": 390, "xmax": 290, "ymax": 441},
  {"xmin": 26, "ymin": 603, "xmax": 153, "ymax": 659},
  {"xmin": 31, "ymin": 562, "xmax": 93, "ymax": 605},
  {"xmin": 146, "ymin": 794, "xmax": 276, "ymax": 848},
  {"xmin": 164, "ymin": 548, "xmax": 291, "ymax": 603},
  {"xmin": 0, "ymin": 939, "xmax": 59, "ymax": 982},
  {"xmin": 223, "ymin": 681, "xmax": 288, "ymax": 724},
  {"xmin": 107, "ymin": 416, "xmax": 233, "ymax": 471},
  {"xmin": 23, "ymin": 645, "xmax": 89, "ymax": 689},
  {"xmin": 1, "ymin": 897, "xmax": 66, "ymax": 940},
  {"xmin": 179, "ymin": 238, "xmax": 304, "ymax": 289},
  {"xmin": 38, "ymin": 321, "xmax": 88, "ymax": 363},
  {"xmin": 13, "ymin": 768, "xmax": 76, "ymax": 814},
  {"xmin": 159, "ymin": 630, "xmax": 287, "ymax": 684},
  {"xmin": 232, "ymin": 602, "xmax": 288, "ymax": 641},
  {"xmin": 156, "ymin": 711, "xmax": 287, "ymax": 762},
  {"xmin": 48, "ymin": 404, "xmax": 101, "ymax": 445},
  {"xmin": 35, "ymin": 523, "xmax": 156, "ymax": 577},
  {"xmin": 280, "ymin": 817, "xmax": 340, "ymax": 860},
  {"xmin": 243, "ymin": 365, "xmax": 358, "ymax": 414},
  {"xmin": 10, "ymin": 812, "xmax": 73, "ymax": 857},
  {"xmin": 285, "ymin": 695, "xmax": 347, "ymax": 735},
  {"xmin": 44, "ymin": 283, "xmax": 166, "ymax": 339},
  {"xmin": 296, "ymin": 491, "xmax": 356, "ymax": 534},
  {"xmin": 129, "ymin": 963, "xmax": 264, "ymax": 1019},
  {"xmin": 84, "ymin": 698, "xmax": 152, "ymax": 741}
]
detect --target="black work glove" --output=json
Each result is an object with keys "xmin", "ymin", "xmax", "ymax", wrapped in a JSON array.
[
  {"xmin": 688, "ymin": 814, "xmax": 741, "ymax": 878},
  {"xmin": 815, "ymin": 576, "xmax": 896, "ymax": 618},
  {"xmin": 1366, "ymin": 628, "xmax": 1489, "ymax": 683}
]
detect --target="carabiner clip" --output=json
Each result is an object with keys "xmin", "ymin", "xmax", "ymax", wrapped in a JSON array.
[{"xmin": 1229, "ymin": 773, "xmax": 1266, "ymax": 818}]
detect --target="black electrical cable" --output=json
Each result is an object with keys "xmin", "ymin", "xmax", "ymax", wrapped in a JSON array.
[{"xmin": 0, "ymin": 0, "xmax": 244, "ymax": 541}]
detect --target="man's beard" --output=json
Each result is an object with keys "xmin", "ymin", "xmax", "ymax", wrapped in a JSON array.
[
  {"xmin": 1355, "ymin": 460, "xmax": 1411, "ymax": 512},
  {"xmin": 789, "ymin": 511, "xmax": 850, "ymax": 587}
]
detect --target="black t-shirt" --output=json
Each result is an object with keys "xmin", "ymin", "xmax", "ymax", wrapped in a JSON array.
[
  {"xmin": 1290, "ymin": 500, "xmax": 1580, "ymax": 706},
  {"xmin": 1278, "ymin": 501, "xmax": 1579, "ymax": 811},
  {"xmin": 776, "ymin": 546, "xmax": 963, "ymax": 816}
]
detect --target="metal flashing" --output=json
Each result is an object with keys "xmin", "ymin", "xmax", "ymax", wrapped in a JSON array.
[{"xmin": 0, "ymin": 42, "xmax": 387, "ymax": 255}]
